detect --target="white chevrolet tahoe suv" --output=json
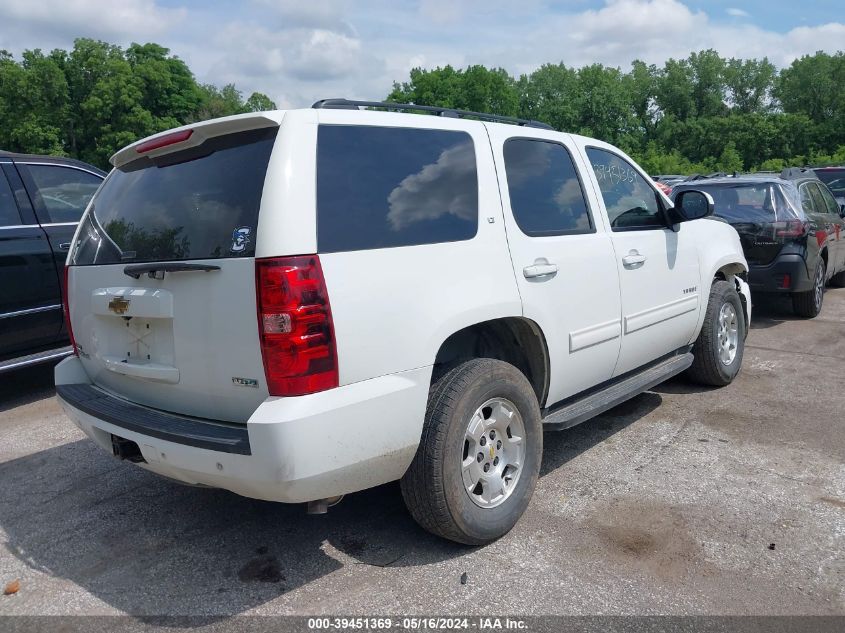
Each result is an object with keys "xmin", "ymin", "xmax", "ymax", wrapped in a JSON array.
[{"xmin": 55, "ymin": 99, "xmax": 751, "ymax": 545}]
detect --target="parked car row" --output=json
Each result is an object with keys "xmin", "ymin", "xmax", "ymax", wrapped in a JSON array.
[{"xmin": 0, "ymin": 152, "xmax": 105, "ymax": 372}]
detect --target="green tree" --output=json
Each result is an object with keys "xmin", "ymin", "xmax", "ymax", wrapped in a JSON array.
[
  {"xmin": 724, "ymin": 57, "xmax": 775, "ymax": 113},
  {"xmin": 388, "ymin": 64, "xmax": 519, "ymax": 117},
  {"xmin": 516, "ymin": 63, "xmax": 580, "ymax": 131},
  {"xmin": 776, "ymin": 51, "xmax": 845, "ymax": 149},
  {"xmin": 245, "ymin": 92, "xmax": 276, "ymax": 112},
  {"xmin": 0, "ymin": 38, "xmax": 277, "ymax": 169}
]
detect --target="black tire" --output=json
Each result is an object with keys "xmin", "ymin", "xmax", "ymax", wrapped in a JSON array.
[
  {"xmin": 792, "ymin": 259, "xmax": 825, "ymax": 318},
  {"xmin": 400, "ymin": 359, "xmax": 542, "ymax": 545},
  {"xmin": 829, "ymin": 268, "xmax": 845, "ymax": 288},
  {"xmin": 686, "ymin": 280, "xmax": 746, "ymax": 387}
]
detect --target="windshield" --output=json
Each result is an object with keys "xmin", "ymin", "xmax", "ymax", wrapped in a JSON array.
[
  {"xmin": 70, "ymin": 127, "xmax": 277, "ymax": 266},
  {"xmin": 815, "ymin": 169, "xmax": 845, "ymax": 197},
  {"xmin": 675, "ymin": 182, "xmax": 799, "ymax": 224}
]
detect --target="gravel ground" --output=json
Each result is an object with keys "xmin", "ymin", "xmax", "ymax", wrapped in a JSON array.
[{"xmin": 0, "ymin": 290, "xmax": 843, "ymax": 617}]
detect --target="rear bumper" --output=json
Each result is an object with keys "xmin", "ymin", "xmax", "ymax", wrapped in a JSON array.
[
  {"xmin": 748, "ymin": 254, "xmax": 812, "ymax": 294},
  {"xmin": 55, "ymin": 356, "xmax": 431, "ymax": 503}
]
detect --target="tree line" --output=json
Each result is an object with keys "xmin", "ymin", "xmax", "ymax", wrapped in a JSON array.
[
  {"xmin": 0, "ymin": 39, "xmax": 275, "ymax": 169},
  {"xmin": 388, "ymin": 50, "xmax": 845, "ymax": 174},
  {"xmin": 2, "ymin": 40, "xmax": 844, "ymax": 175}
]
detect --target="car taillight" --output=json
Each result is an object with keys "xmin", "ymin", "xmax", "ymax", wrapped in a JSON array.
[
  {"xmin": 256, "ymin": 255, "xmax": 338, "ymax": 396},
  {"xmin": 774, "ymin": 220, "xmax": 808, "ymax": 238},
  {"xmin": 63, "ymin": 265, "xmax": 78, "ymax": 356}
]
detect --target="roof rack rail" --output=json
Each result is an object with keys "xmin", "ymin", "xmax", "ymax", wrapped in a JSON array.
[{"xmin": 311, "ymin": 98, "xmax": 554, "ymax": 131}]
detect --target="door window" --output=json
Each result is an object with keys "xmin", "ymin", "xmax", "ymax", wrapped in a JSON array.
[
  {"xmin": 586, "ymin": 148, "xmax": 664, "ymax": 230},
  {"xmin": 816, "ymin": 183, "xmax": 841, "ymax": 216},
  {"xmin": 807, "ymin": 183, "xmax": 830, "ymax": 217},
  {"xmin": 26, "ymin": 165, "xmax": 102, "ymax": 223},
  {"xmin": 799, "ymin": 183, "xmax": 817, "ymax": 215},
  {"xmin": 0, "ymin": 173, "xmax": 22, "ymax": 226},
  {"xmin": 503, "ymin": 139, "xmax": 593, "ymax": 236}
]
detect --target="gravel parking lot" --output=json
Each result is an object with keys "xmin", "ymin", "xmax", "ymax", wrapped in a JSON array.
[{"xmin": 1, "ymin": 290, "xmax": 843, "ymax": 617}]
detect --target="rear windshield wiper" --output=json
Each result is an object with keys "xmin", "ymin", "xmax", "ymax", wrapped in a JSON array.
[{"xmin": 123, "ymin": 262, "xmax": 221, "ymax": 280}]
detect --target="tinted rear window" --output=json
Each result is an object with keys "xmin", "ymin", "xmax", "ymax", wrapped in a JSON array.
[
  {"xmin": 317, "ymin": 125, "xmax": 478, "ymax": 252},
  {"xmin": 70, "ymin": 127, "xmax": 276, "ymax": 265}
]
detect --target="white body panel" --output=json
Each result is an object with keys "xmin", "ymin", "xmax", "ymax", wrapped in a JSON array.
[
  {"xmin": 56, "ymin": 356, "xmax": 430, "ymax": 502},
  {"xmin": 571, "ymin": 136, "xmax": 742, "ymax": 376},
  {"xmin": 486, "ymin": 126, "xmax": 622, "ymax": 403},
  {"xmin": 69, "ymin": 258, "xmax": 268, "ymax": 422}
]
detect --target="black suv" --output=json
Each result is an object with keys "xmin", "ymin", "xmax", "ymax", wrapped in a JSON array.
[
  {"xmin": 1, "ymin": 152, "xmax": 105, "ymax": 372},
  {"xmin": 672, "ymin": 168, "xmax": 845, "ymax": 318}
]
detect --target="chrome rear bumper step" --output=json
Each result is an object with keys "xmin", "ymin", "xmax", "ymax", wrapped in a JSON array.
[
  {"xmin": 543, "ymin": 352, "xmax": 694, "ymax": 431},
  {"xmin": 0, "ymin": 346, "xmax": 74, "ymax": 373}
]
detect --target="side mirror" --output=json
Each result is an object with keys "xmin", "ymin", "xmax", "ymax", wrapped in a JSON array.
[{"xmin": 674, "ymin": 190, "xmax": 714, "ymax": 222}]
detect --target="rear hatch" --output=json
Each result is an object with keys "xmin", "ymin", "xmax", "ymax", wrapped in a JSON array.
[
  {"xmin": 67, "ymin": 118, "xmax": 280, "ymax": 423},
  {"xmin": 682, "ymin": 181, "xmax": 805, "ymax": 266}
]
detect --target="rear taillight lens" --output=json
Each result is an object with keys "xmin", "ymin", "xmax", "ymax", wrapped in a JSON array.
[
  {"xmin": 774, "ymin": 220, "xmax": 808, "ymax": 238},
  {"xmin": 256, "ymin": 256, "xmax": 338, "ymax": 396},
  {"xmin": 63, "ymin": 265, "xmax": 78, "ymax": 356}
]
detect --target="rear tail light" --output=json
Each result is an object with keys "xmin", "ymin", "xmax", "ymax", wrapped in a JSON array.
[
  {"xmin": 62, "ymin": 265, "xmax": 78, "ymax": 356},
  {"xmin": 774, "ymin": 220, "xmax": 808, "ymax": 238},
  {"xmin": 256, "ymin": 256, "xmax": 338, "ymax": 396}
]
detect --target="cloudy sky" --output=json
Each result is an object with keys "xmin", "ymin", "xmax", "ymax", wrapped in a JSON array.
[{"xmin": 0, "ymin": 0, "xmax": 843, "ymax": 108}]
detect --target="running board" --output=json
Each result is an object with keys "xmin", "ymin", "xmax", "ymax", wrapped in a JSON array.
[
  {"xmin": 0, "ymin": 345, "xmax": 74, "ymax": 373},
  {"xmin": 542, "ymin": 352, "xmax": 694, "ymax": 431}
]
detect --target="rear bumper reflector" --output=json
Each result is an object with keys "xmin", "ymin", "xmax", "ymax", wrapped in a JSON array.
[{"xmin": 56, "ymin": 384, "xmax": 251, "ymax": 455}]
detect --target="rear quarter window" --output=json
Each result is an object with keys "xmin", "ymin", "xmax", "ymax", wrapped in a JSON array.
[{"xmin": 317, "ymin": 125, "xmax": 478, "ymax": 252}]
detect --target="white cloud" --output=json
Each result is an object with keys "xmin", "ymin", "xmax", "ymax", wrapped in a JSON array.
[
  {"xmin": 0, "ymin": 0, "xmax": 844, "ymax": 110},
  {"xmin": 727, "ymin": 8, "xmax": 751, "ymax": 18},
  {"xmin": 477, "ymin": 0, "xmax": 844, "ymax": 73},
  {"xmin": 0, "ymin": 0, "xmax": 184, "ymax": 44}
]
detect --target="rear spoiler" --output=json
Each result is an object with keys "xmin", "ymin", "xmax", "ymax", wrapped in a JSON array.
[{"xmin": 110, "ymin": 111, "xmax": 285, "ymax": 168}]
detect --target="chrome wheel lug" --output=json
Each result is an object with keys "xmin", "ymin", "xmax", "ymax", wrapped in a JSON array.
[{"xmin": 477, "ymin": 452, "xmax": 484, "ymax": 463}]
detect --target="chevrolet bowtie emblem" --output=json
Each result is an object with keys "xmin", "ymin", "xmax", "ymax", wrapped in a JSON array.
[
  {"xmin": 489, "ymin": 445, "xmax": 495, "ymax": 459},
  {"xmin": 108, "ymin": 296, "xmax": 131, "ymax": 315}
]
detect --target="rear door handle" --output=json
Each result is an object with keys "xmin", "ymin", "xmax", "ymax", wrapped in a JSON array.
[
  {"xmin": 622, "ymin": 252, "xmax": 646, "ymax": 267},
  {"xmin": 58, "ymin": 242, "xmax": 71, "ymax": 251},
  {"xmin": 523, "ymin": 260, "xmax": 558, "ymax": 279}
]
